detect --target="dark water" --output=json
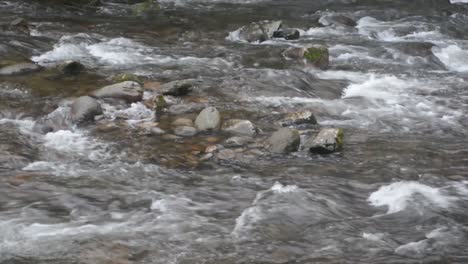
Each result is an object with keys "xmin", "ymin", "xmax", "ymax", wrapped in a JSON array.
[{"xmin": 1, "ymin": 0, "xmax": 468, "ymax": 263}]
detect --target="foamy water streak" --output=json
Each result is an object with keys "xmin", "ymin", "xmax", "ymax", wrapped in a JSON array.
[{"xmin": 368, "ymin": 181, "xmax": 457, "ymax": 214}]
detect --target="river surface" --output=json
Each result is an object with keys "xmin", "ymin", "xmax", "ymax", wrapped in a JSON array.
[{"xmin": 1, "ymin": 0, "xmax": 468, "ymax": 263}]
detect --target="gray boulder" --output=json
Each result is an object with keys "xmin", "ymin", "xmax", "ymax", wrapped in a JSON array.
[
  {"xmin": 267, "ymin": 128, "xmax": 300, "ymax": 154},
  {"xmin": 174, "ymin": 126, "xmax": 197, "ymax": 137},
  {"xmin": 160, "ymin": 79, "xmax": 197, "ymax": 96},
  {"xmin": 221, "ymin": 119, "xmax": 256, "ymax": 136},
  {"xmin": 70, "ymin": 96, "xmax": 102, "ymax": 123},
  {"xmin": 195, "ymin": 107, "xmax": 221, "ymax": 131},
  {"xmin": 280, "ymin": 111, "xmax": 318, "ymax": 127},
  {"xmin": 91, "ymin": 81, "xmax": 143, "ymax": 103},
  {"xmin": 237, "ymin": 20, "xmax": 282, "ymax": 43},
  {"xmin": 0, "ymin": 63, "xmax": 42, "ymax": 76},
  {"xmin": 306, "ymin": 128, "xmax": 344, "ymax": 154}
]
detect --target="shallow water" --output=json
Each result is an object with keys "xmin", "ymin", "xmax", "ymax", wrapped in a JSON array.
[{"xmin": 1, "ymin": 0, "xmax": 468, "ymax": 263}]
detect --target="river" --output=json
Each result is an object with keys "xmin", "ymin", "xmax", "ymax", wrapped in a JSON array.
[{"xmin": 1, "ymin": 0, "xmax": 468, "ymax": 263}]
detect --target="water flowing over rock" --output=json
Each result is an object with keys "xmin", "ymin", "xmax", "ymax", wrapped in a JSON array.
[
  {"xmin": 91, "ymin": 81, "xmax": 143, "ymax": 103},
  {"xmin": 267, "ymin": 128, "xmax": 300, "ymax": 154},
  {"xmin": 319, "ymin": 14, "xmax": 357, "ymax": 27},
  {"xmin": 195, "ymin": 107, "xmax": 221, "ymax": 131},
  {"xmin": 70, "ymin": 96, "xmax": 102, "ymax": 123},
  {"xmin": 234, "ymin": 20, "xmax": 282, "ymax": 43}
]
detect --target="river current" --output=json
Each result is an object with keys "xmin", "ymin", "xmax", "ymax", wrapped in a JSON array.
[{"xmin": 1, "ymin": 0, "xmax": 468, "ymax": 263}]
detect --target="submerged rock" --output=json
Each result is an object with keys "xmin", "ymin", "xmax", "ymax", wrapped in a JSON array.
[
  {"xmin": 306, "ymin": 128, "xmax": 344, "ymax": 154},
  {"xmin": 304, "ymin": 45, "xmax": 329, "ymax": 69},
  {"xmin": 283, "ymin": 47, "xmax": 306, "ymax": 60},
  {"xmin": 225, "ymin": 136, "xmax": 254, "ymax": 147},
  {"xmin": 221, "ymin": 119, "xmax": 256, "ymax": 136},
  {"xmin": 267, "ymin": 128, "xmax": 300, "ymax": 154},
  {"xmin": 172, "ymin": 118, "xmax": 193, "ymax": 127},
  {"xmin": 159, "ymin": 79, "xmax": 197, "ymax": 96},
  {"xmin": 174, "ymin": 126, "xmax": 197, "ymax": 137},
  {"xmin": 281, "ymin": 111, "xmax": 318, "ymax": 127},
  {"xmin": 91, "ymin": 81, "xmax": 143, "ymax": 103},
  {"xmin": 36, "ymin": 107, "xmax": 72, "ymax": 133},
  {"xmin": 57, "ymin": 60, "xmax": 85, "ymax": 76},
  {"xmin": 236, "ymin": 20, "xmax": 282, "ymax": 43},
  {"xmin": 195, "ymin": 107, "xmax": 221, "ymax": 131},
  {"xmin": 0, "ymin": 63, "xmax": 42, "ymax": 76},
  {"xmin": 272, "ymin": 28, "xmax": 300, "ymax": 40},
  {"xmin": 319, "ymin": 14, "xmax": 357, "ymax": 27},
  {"xmin": 70, "ymin": 96, "xmax": 102, "ymax": 123},
  {"xmin": 9, "ymin": 17, "xmax": 30, "ymax": 34}
]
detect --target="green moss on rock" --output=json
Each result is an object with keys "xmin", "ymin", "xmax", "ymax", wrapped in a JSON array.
[{"xmin": 304, "ymin": 46, "xmax": 329, "ymax": 69}]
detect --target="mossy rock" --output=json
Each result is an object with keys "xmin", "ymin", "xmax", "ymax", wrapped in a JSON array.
[
  {"xmin": 134, "ymin": 0, "xmax": 159, "ymax": 15},
  {"xmin": 111, "ymin": 73, "xmax": 143, "ymax": 84},
  {"xmin": 304, "ymin": 46, "xmax": 329, "ymax": 70}
]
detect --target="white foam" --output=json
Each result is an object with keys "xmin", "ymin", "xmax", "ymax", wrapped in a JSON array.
[
  {"xmin": 43, "ymin": 130, "xmax": 110, "ymax": 160},
  {"xmin": 362, "ymin": 232, "xmax": 385, "ymax": 242},
  {"xmin": 433, "ymin": 45, "xmax": 468, "ymax": 72},
  {"xmin": 32, "ymin": 34, "xmax": 172, "ymax": 66},
  {"xmin": 368, "ymin": 181, "xmax": 456, "ymax": 214},
  {"xmin": 0, "ymin": 118, "xmax": 35, "ymax": 134},
  {"xmin": 270, "ymin": 181, "xmax": 299, "ymax": 193}
]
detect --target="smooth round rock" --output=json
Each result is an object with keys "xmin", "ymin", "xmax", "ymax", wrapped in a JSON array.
[
  {"xmin": 70, "ymin": 96, "xmax": 102, "ymax": 123},
  {"xmin": 195, "ymin": 107, "xmax": 221, "ymax": 131}
]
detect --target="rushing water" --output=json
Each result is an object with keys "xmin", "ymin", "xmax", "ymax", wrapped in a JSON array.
[{"xmin": 1, "ymin": 0, "xmax": 468, "ymax": 263}]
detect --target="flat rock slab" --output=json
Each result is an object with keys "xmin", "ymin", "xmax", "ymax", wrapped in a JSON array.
[
  {"xmin": 0, "ymin": 63, "xmax": 42, "ymax": 76},
  {"xmin": 222, "ymin": 119, "xmax": 256, "ymax": 136},
  {"xmin": 91, "ymin": 81, "xmax": 143, "ymax": 103}
]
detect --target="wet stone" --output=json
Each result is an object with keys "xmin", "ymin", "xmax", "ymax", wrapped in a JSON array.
[
  {"xmin": 304, "ymin": 45, "xmax": 329, "ymax": 70},
  {"xmin": 195, "ymin": 107, "xmax": 221, "ymax": 131},
  {"xmin": 91, "ymin": 81, "xmax": 143, "ymax": 103},
  {"xmin": 174, "ymin": 126, "xmax": 197, "ymax": 137},
  {"xmin": 237, "ymin": 20, "xmax": 282, "ymax": 43},
  {"xmin": 280, "ymin": 111, "xmax": 318, "ymax": 127},
  {"xmin": 57, "ymin": 60, "xmax": 85, "ymax": 76},
  {"xmin": 0, "ymin": 63, "xmax": 42, "ymax": 76},
  {"xmin": 273, "ymin": 28, "xmax": 300, "ymax": 40},
  {"xmin": 217, "ymin": 149, "xmax": 236, "ymax": 160},
  {"xmin": 172, "ymin": 118, "xmax": 193, "ymax": 127},
  {"xmin": 225, "ymin": 136, "xmax": 254, "ymax": 147},
  {"xmin": 159, "ymin": 79, "xmax": 197, "ymax": 96},
  {"xmin": 306, "ymin": 128, "xmax": 344, "ymax": 154},
  {"xmin": 221, "ymin": 119, "xmax": 256, "ymax": 136},
  {"xmin": 267, "ymin": 128, "xmax": 300, "ymax": 154},
  {"xmin": 70, "ymin": 96, "xmax": 102, "ymax": 123}
]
